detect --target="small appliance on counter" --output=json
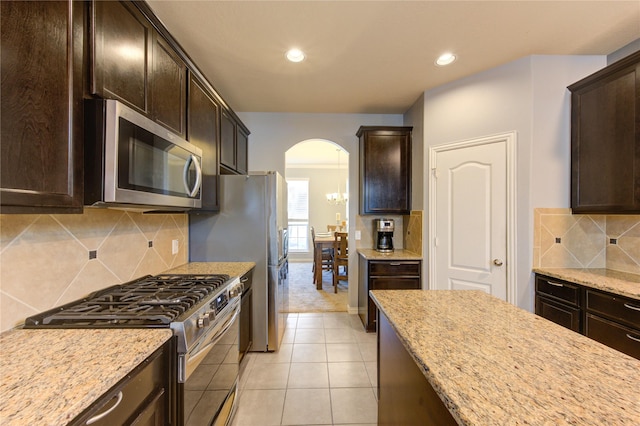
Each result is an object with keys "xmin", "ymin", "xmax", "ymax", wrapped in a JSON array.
[{"xmin": 375, "ymin": 218, "xmax": 395, "ymax": 252}]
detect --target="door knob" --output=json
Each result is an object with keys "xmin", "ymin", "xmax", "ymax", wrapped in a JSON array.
[{"xmin": 493, "ymin": 259, "xmax": 503, "ymax": 266}]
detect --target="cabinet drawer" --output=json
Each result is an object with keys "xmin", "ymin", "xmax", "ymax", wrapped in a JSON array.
[
  {"xmin": 535, "ymin": 295, "xmax": 581, "ymax": 332},
  {"xmin": 585, "ymin": 290, "xmax": 640, "ymax": 329},
  {"xmin": 535, "ymin": 275, "xmax": 581, "ymax": 307},
  {"xmin": 369, "ymin": 261, "xmax": 421, "ymax": 277},
  {"xmin": 585, "ymin": 313, "xmax": 640, "ymax": 360},
  {"xmin": 370, "ymin": 277, "xmax": 421, "ymax": 290}
]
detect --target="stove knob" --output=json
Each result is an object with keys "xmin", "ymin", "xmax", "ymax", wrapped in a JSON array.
[
  {"xmin": 230, "ymin": 285, "xmax": 242, "ymax": 297},
  {"xmin": 207, "ymin": 311, "xmax": 215, "ymax": 321},
  {"xmin": 197, "ymin": 314, "xmax": 210, "ymax": 328}
]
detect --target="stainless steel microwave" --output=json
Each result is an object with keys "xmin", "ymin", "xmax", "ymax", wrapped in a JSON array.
[{"xmin": 84, "ymin": 99, "xmax": 202, "ymax": 211}]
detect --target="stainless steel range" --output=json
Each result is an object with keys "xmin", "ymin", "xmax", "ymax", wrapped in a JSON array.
[{"xmin": 24, "ymin": 273, "xmax": 243, "ymax": 426}]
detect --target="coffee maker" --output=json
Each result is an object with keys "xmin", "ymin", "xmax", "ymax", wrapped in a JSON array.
[{"xmin": 375, "ymin": 218, "xmax": 395, "ymax": 252}]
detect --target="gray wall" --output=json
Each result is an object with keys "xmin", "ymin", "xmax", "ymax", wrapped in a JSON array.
[{"xmin": 418, "ymin": 55, "xmax": 606, "ymax": 311}]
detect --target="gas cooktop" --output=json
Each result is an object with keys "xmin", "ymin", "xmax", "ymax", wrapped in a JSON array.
[{"xmin": 24, "ymin": 274, "xmax": 231, "ymax": 328}]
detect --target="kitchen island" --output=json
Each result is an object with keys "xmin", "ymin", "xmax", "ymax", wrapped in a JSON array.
[{"xmin": 370, "ymin": 290, "xmax": 640, "ymax": 425}]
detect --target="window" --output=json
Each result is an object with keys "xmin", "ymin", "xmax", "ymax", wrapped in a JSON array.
[{"xmin": 287, "ymin": 179, "xmax": 309, "ymax": 252}]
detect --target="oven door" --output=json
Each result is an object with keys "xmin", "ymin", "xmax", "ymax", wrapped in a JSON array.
[{"xmin": 181, "ymin": 299, "xmax": 240, "ymax": 426}]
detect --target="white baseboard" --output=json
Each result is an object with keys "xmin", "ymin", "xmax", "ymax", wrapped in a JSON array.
[{"xmin": 347, "ymin": 304, "xmax": 358, "ymax": 314}]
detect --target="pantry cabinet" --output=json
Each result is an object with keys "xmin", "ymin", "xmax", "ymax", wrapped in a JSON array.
[
  {"xmin": 568, "ymin": 51, "xmax": 640, "ymax": 214},
  {"xmin": 0, "ymin": 0, "xmax": 84, "ymax": 213},
  {"xmin": 357, "ymin": 126, "xmax": 412, "ymax": 215}
]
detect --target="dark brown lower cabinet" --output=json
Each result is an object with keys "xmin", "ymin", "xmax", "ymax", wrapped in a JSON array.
[
  {"xmin": 535, "ymin": 273, "xmax": 640, "ymax": 360},
  {"xmin": 378, "ymin": 312, "xmax": 457, "ymax": 426},
  {"xmin": 70, "ymin": 338, "xmax": 174, "ymax": 426},
  {"xmin": 359, "ymin": 257, "xmax": 421, "ymax": 332}
]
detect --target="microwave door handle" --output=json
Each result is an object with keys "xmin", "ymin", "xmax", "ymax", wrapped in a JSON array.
[{"xmin": 183, "ymin": 155, "xmax": 202, "ymax": 198}]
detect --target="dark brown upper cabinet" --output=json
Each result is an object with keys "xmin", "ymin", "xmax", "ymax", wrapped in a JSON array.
[
  {"xmin": 188, "ymin": 73, "xmax": 220, "ymax": 211},
  {"xmin": 357, "ymin": 126, "xmax": 412, "ymax": 215},
  {"xmin": 1, "ymin": 0, "xmax": 84, "ymax": 213},
  {"xmin": 220, "ymin": 109, "xmax": 249, "ymax": 175},
  {"xmin": 91, "ymin": 0, "xmax": 186, "ymax": 137},
  {"xmin": 568, "ymin": 51, "xmax": 640, "ymax": 214}
]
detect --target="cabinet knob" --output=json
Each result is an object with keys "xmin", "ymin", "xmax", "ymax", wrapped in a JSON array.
[{"xmin": 493, "ymin": 259, "xmax": 503, "ymax": 266}]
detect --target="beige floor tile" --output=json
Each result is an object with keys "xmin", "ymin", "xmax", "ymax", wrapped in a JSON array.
[
  {"xmin": 282, "ymin": 328, "xmax": 296, "ymax": 344},
  {"xmin": 323, "ymin": 314, "xmax": 352, "ymax": 329},
  {"xmin": 232, "ymin": 389, "xmax": 285, "ymax": 426},
  {"xmin": 328, "ymin": 362, "xmax": 371, "ymax": 388},
  {"xmin": 297, "ymin": 316, "xmax": 325, "ymax": 328},
  {"xmin": 294, "ymin": 328, "xmax": 326, "ymax": 344},
  {"xmin": 288, "ymin": 362, "xmax": 329, "ymax": 389},
  {"xmin": 325, "ymin": 328, "xmax": 356, "ymax": 344},
  {"xmin": 291, "ymin": 343, "xmax": 327, "ymax": 363},
  {"xmin": 330, "ymin": 388, "xmax": 378, "ymax": 424},
  {"xmin": 364, "ymin": 361, "xmax": 377, "ymax": 388},
  {"xmin": 243, "ymin": 363, "xmax": 290, "ymax": 390},
  {"xmin": 281, "ymin": 388, "xmax": 332, "ymax": 425},
  {"xmin": 326, "ymin": 343, "xmax": 363, "ymax": 362},
  {"xmin": 252, "ymin": 344, "xmax": 293, "ymax": 364},
  {"xmin": 358, "ymin": 342, "xmax": 377, "ymax": 362}
]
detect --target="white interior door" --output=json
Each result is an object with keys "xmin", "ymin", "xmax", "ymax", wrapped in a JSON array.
[{"xmin": 431, "ymin": 134, "xmax": 515, "ymax": 301}]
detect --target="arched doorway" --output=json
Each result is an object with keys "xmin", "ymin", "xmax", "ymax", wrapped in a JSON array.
[{"xmin": 285, "ymin": 139, "xmax": 349, "ymax": 311}]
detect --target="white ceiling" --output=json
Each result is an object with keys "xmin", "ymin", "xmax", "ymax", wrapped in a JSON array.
[{"xmin": 146, "ymin": 0, "xmax": 639, "ymax": 115}]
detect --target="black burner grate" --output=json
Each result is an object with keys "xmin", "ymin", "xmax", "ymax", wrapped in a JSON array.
[{"xmin": 24, "ymin": 274, "xmax": 230, "ymax": 327}]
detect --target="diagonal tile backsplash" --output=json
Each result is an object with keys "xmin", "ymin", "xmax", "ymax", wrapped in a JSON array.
[
  {"xmin": 533, "ymin": 208, "xmax": 640, "ymax": 274},
  {"xmin": 0, "ymin": 209, "xmax": 188, "ymax": 332}
]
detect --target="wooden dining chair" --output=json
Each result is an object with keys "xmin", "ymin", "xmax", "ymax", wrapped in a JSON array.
[
  {"xmin": 332, "ymin": 232, "xmax": 348, "ymax": 293},
  {"xmin": 311, "ymin": 226, "xmax": 333, "ymax": 274}
]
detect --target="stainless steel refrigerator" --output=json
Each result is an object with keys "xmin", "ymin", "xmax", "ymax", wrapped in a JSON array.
[{"xmin": 189, "ymin": 171, "xmax": 288, "ymax": 352}]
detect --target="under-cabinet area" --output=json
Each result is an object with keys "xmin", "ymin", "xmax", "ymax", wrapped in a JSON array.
[{"xmin": 534, "ymin": 270, "xmax": 640, "ymax": 359}]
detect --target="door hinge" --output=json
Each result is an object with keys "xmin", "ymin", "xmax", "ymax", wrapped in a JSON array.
[
  {"xmin": 434, "ymin": 237, "xmax": 439, "ymax": 247},
  {"xmin": 432, "ymin": 168, "xmax": 438, "ymax": 178}
]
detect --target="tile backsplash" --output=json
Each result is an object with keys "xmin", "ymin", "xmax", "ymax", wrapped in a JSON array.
[
  {"xmin": 0, "ymin": 209, "xmax": 188, "ymax": 332},
  {"xmin": 533, "ymin": 208, "xmax": 640, "ymax": 274}
]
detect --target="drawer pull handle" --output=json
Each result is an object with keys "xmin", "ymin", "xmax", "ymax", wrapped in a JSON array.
[
  {"xmin": 623, "ymin": 303, "xmax": 640, "ymax": 312},
  {"xmin": 626, "ymin": 334, "xmax": 640, "ymax": 344},
  {"xmin": 86, "ymin": 391, "xmax": 123, "ymax": 424},
  {"xmin": 546, "ymin": 281, "xmax": 564, "ymax": 288},
  {"xmin": 389, "ymin": 262, "xmax": 402, "ymax": 266}
]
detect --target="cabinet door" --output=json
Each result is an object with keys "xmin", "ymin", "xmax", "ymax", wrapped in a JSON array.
[
  {"xmin": 152, "ymin": 34, "xmax": 187, "ymax": 137},
  {"xmin": 569, "ymin": 52, "xmax": 640, "ymax": 213},
  {"xmin": 1, "ymin": 0, "xmax": 84, "ymax": 213},
  {"xmin": 535, "ymin": 295, "xmax": 582, "ymax": 333},
  {"xmin": 91, "ymin": 0, "xmax": 151, "ymax": 113},
  {"xmin": 188, "ymin": 74, "xmax": 220, "ymax": 211},
  {"xmin": 359, "ymin": 127, "xmax": 412, "ymax": 215},
  {"xmin": 236, "ymin": 126, "xmax": 249, "ymax": 175},
  {"xmin": 585, "ymin": 313, "xmax": 640, "ymax": 360},
  {"xmin": 220, "ymin": 110, "xmax": 237, "ymax": 172}
]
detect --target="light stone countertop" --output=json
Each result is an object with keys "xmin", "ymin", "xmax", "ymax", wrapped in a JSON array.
[
  {"xmin": 357, "ymin": 248, "xmax": 422, "ymax": 260},
  {"xmin": 0, "ymin": 328, "xmax": 173, "ymax": 425},
  {"xmin": 534, "ymin": 267, "xmax": 640, "ymax": 300},
  {"xmin": 164, "ymin": 261, "xmax": 256, "ymax": 277},
  {"xmin": 370, "ymin": 289, "xmax": 640, "ymax": 425}
]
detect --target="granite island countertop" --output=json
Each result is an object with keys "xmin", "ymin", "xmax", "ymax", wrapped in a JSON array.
[
  {"xmin": 533, "ymin": 267, "xmax": 640, "ymax": 300},
  {"xmin": 370, "ymin": 289, "xmax": 640, "ymax": 425},
  {"xmin": 164, "ymin": 261, "xmax": 255, "ymax": 277},
  {"xmin": 357, "ymin": 248, "xmax": 422, "ymax": 260},
  {"xmin": 0, "ymin": 328, "xmax": 173, "ymax": 425}
]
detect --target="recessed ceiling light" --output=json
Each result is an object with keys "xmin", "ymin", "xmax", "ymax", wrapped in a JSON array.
[
  {"xmin": 435, "ymin": 52, "xmax": 457, "ymax": 66},
  {"xmin": 286, "ymin": 48, "xmax": 305, "ymax": 63}
]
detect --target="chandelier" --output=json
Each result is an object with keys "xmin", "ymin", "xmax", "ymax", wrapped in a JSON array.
[{"xmin": 326, "ymin": 149, "xmax": 348, "ymax": 205}]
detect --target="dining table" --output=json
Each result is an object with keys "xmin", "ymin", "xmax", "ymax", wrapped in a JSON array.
[{"xmin": 313, "ymin": 233, "xmax": 335, "ymax": 289}]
